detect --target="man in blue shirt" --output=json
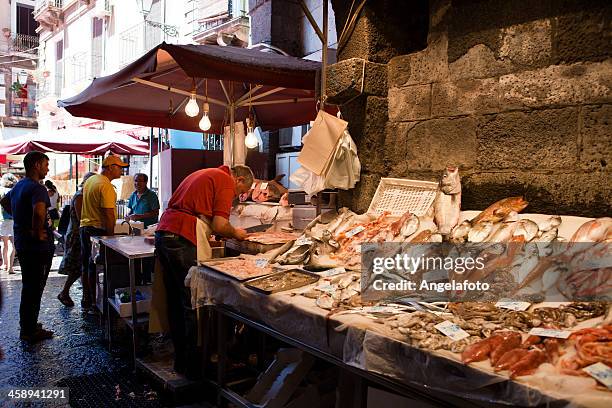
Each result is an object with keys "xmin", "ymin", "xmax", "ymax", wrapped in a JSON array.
[
  {"xmin": 1, "ymin": 151, "xmax": 55, "ymax": 343},
  {"xmin": 126, "ymin": 173, "xmax": 159, "ymax": 228}
]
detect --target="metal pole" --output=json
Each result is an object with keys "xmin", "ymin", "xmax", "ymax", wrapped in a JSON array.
[
  {"xmin": 159, "ymin": 129, "xmax": 165, "ymax": 190},
  {"xmin": 69, "ymin": 154, "xmax": 73, "ymax": 189},
  {"xmin": 75, "ymin": 155, "xmax": 79, "ymax": 188},
  {"xmin": 321, "ymin": 0, "xmax": 328, "ymax": 110},
  {"xmin": 149, "ymin": 127, "xmax": 154, "ymax": 185},
  {"xmin": 230, "ymin": 103, "xmax": 235, "ymax": 167}
]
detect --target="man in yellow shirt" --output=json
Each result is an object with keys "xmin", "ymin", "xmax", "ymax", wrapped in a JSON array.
[{"xmin": 80, "ymin": 155, "xmax": 127, "ymax": 311}]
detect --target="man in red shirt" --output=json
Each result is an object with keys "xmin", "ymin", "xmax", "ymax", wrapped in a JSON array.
[{"xmin": 155, "ymin": 165, "xmax": 253, "ymax": 378}]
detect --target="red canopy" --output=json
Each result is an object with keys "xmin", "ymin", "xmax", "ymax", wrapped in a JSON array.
[
  {"xmin": 58, "ymin": 43, "xmax": 322, "ymax": 134},
  {"xmin": 0, "ymin": 127, "xmax": 149, "ymax": 155}
]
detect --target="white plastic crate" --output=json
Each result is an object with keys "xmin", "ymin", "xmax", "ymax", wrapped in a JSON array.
[{"xmin": 367, "ymin": 178, "xmax": 438, "ymax": 217}]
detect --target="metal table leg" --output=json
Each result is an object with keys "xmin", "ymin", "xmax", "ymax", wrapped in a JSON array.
[
  {"xmin": 104, "ymin": 245, "xmax": 112, "ymax": 352},
  {"xmin": 129, "ymin": 257, "xmax": 138, "ymax": 365},
  {"xmin": 217, "ymin": 309, "xmax": 228, "ymax": 408}
]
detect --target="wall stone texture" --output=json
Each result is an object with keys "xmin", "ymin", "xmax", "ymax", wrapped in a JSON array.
[{"xmin": 330, "ymin": 0, "xmax": 611, "ymax": 217}]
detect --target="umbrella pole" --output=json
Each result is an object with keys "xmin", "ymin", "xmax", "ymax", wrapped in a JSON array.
[
  {"xmin": 230, "ymin": 102, "xmax": 235, "ymax": 167},
  {"xmin": 149, "ymin": 127, "xmax": 154, "ymax": 186},
  {"xmin": 75, "ymin": 155, "xmax": 79, "ymax": 190},
  {"xmin": 321, "ymin": 0, "xmax": 328, "ymax": 110}
]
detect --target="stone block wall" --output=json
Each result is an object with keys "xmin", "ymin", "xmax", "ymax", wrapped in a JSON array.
[{"xmin": 330, "ymin": 0, "xmax": 611, "ymax": 217}]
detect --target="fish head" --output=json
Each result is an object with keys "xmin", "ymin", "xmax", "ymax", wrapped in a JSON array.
[
  {"xmin": 440, "ymin": 166, "xmax": 461, "ymax": 194},
  {"xmin": 504, "ymin": 196, "xmax": 529, "ymax": 212}
]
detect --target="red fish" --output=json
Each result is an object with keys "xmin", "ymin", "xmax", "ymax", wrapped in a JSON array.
[
  {"xmin": 462, "ymin": 333, "xmax": 509, "ymax": 364},
  {"xmin": 490, "ymin": 332, "xmax": 522, "ymax": 365},
  {"xmin": 471, "ymin": 197, "xmax": 528, "ymax": 225},
  {"xmin": 509, "ymin": 349, "xmax": 547, "ymax": 378},
  {"xmin": 494, "ymin": 348, "xmax": 530, "ymax": 371}
]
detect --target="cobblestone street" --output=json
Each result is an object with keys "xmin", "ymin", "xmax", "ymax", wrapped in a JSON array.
[{"xmin": 0, "ymin": 256, "xmax": 159, "ymax": 407}]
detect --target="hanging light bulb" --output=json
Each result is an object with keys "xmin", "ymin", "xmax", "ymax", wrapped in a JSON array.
[
  {"xmin": 244, "ymin": 84, "xmax": 258, "ymax": 148},
  {"xmin": 185, "ymin": 94, "xmax": 199, "ymax": 117},
  {"xmin": 245, "ymin": 116, "xmax": 258, "ymax": 148},
  {"xmin": 185, "ymin": 78, "xmax": 199, "ymax": 117},
  {"xmin": 245, "ymin": 128, "xmax": 258, "ymax": 148},
  {"xmin": 199, "ymin": 102, "xmax": 211, "ymax": 131}
]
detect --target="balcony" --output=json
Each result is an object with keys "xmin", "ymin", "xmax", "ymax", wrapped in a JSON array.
[
  {"xmin": 34, "ymin": 0, "xmax": 64, "ymax": 32},
  {"xmin": 118, "ymin": 20, "xmax": 178, "ymax": 67},
  {"xmin": 193, "ymin": 15, "xmax": 249, "ymax": 46},
  {"xmin": 0, "ymin": 33, "xmax": 39, "ymax": 56}
]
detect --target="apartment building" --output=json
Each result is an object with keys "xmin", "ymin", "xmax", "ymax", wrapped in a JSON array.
[{"xmin": 0, "ymin": 0, "xmax": 39, "ymax": 142}]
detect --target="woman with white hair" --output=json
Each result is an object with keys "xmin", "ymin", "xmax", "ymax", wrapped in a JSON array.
[{"xmin": 0, "ymin": 173, "xmax": 18, "ymax": 274}]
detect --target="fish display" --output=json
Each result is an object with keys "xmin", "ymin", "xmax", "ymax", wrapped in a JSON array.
[{"xmin": 205, "ymin": 173, "xmax": 612, "ymax": 399}]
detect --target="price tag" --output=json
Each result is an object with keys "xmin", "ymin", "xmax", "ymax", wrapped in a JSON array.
[
  {"xmin": 528, "ymin": 328, "xmax": 571, "ymax": 339},
  {"xmin": 260, "ymin": 182, "xmax": 268, "ymax": 189},
  {"xmin": 345, "ymin": 225, "xmax": 365, "ymax": 238},
  {"xmin": 251, "ymin": 182, "xmax": 257, "ymax": 189},
  {"xmin": 435, "ymin": 320, "xmax": 470, "ymax": 341},
  {"xmin": 318, "ymin": 267, "xmax": 346, "ymax": 277},
  {"xmin": 295, "ymin": 236, "xmax": 313, "ymax": 246},
  {"xmin": 254, "ymin": 258, "xmax": 268, "ymax": 268},
  {"xmin": 495, "ymin": 300, "xmax": 531, "ymax": 311},
  {"xmin": 583, "ymin": 362, "xmax": 612, "ymax": 389},
  {"xmin": 361, "ymin": 306, "xmax": 401, "ymax": 314}
]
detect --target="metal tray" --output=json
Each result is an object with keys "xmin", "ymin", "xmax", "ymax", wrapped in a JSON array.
[
  {"xmin": 244, "ymin": 269, "xmax": 320, "ymax": 295},
  {"xmin": 200, "ymin": 257, "xmax": 275, "ymax": 281}
]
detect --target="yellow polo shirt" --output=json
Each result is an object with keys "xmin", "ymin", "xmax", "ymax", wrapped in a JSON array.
[{"xmin": 80, "ymin": 174, "xmax": 117, "ymax": 228}]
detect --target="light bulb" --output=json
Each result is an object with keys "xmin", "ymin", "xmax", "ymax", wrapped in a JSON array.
[
  {"xmin": 185, "ymin": 95, "xmax": 199, "ymax": 117},
  {"xmin": 199, "ymin": 111, "xmax": 211, "ymax": 131},
  {"xmin": 245, "ymin": 128, "xmax": 258, "ymax": 148}
]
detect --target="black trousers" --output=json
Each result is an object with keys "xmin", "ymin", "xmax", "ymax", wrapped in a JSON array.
[
  {"xmin": 17, "ymin": 248, "xmax": 55, "ymax": 335},
  {"xmin": 80, "ymin": 226, "xmax": 105, "ymax": 279},
  {"xmin": 154, "ymin": 231, "xmax": 198, "ymax": 374}
]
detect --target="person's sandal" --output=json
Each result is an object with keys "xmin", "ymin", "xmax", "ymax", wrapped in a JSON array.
[{"xmin": 57, "ymin": 293, "xmax": 75, "ymax": 307}]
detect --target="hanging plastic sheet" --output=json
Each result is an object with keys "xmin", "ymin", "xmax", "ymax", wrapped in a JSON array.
[{"xmin": 223, "ymin": 121, "xmax": 246, "ymax": 166}]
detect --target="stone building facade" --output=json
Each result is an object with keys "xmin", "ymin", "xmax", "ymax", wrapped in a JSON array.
[{"xmin": 328, "ymin": 0, "xmax": 611, "ymax": 217}]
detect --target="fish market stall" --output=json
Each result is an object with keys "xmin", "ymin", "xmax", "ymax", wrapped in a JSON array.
[
  {"xmin": 188, "ymin": 169, "xmax": 611, "ymax": 407},
  {"xmin": 191, "ymin": 264, "xmax": 610, "ymax": 407}
]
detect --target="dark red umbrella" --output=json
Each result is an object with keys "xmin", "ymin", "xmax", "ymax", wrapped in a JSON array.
[
  {"xmin": 0, "ymin": 128, "xmax": 149, "ymax": 155},
  {"xmin": 58, "ymin": 42, "xmax": 322, "ymax": 135}
]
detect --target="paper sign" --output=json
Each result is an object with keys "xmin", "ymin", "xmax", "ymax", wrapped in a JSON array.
[
  {"xmin": 254, "ymin": 258, "xmax": 268, "ymax": 268},
  {"xmin": 528, "ymin": 328, "xmax": 571, "ymax": 339},
  {"xmin": 435, "ymin": 321, "xmax": 470, "ymax": 341},
  {"xmin": 345, "ymin": 225, "xmax": 365, "ymax": 238},
  {"xmin": 318, "ymin": 267, "xmax": 346, "ymax": 277},
  {"xmin": 361, "ymin": 306, "xmax": 403, "ymax": 314},
  {"xmin": 583, "ymin": 362, "xmax": 612, "ymax": 389},
  {"xmin": 496, "ymin": 301, "xmax": 531, "ymax": 311},
  {"xmin": 260, "ymin": 182, "xmax": 268, "ymax": 190}
]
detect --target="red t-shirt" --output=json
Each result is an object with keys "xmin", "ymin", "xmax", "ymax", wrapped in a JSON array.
[{"xmin": 157, "ymin": 166, "xmax": 235, "ymax": 245}]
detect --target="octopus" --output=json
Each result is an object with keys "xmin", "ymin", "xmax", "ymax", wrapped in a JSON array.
[{"xmin": 560, "ymin": 325, "xmax": 612, "ymax": 375}]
